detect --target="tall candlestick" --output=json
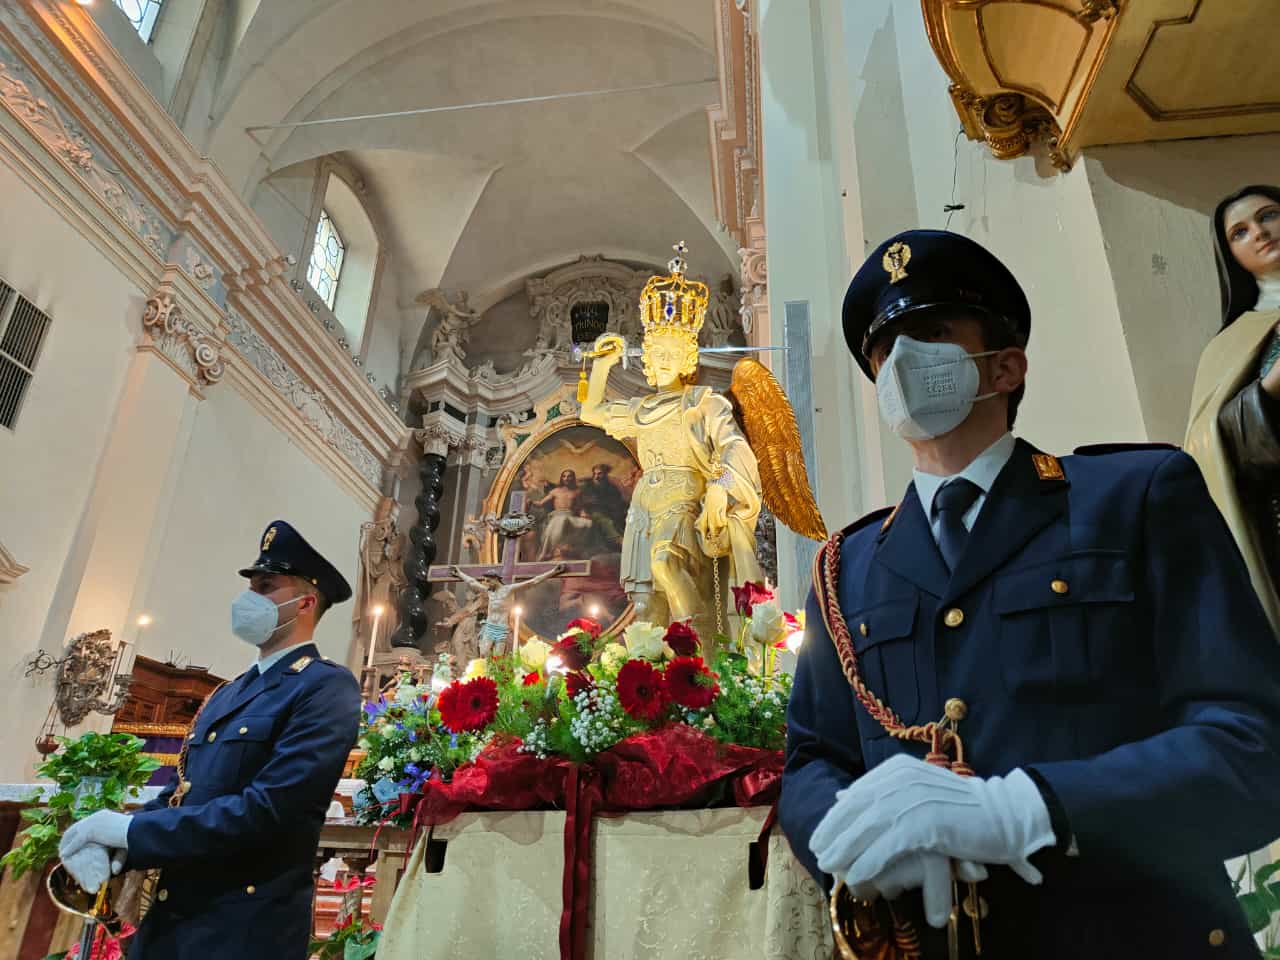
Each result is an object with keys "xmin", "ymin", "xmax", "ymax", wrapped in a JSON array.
[
  {"xmin": 366, "ymin": 606, "xmax": 384, "ymax": 670},
  {"xmin": 512, "ymin": 606, "xmax": 522, "ymax": 659}
]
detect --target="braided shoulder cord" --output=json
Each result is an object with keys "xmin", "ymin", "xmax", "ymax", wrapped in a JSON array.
[
  {"xmin": 811, "ymin": 532, "xmax": 972, "ymax": 776},
  {"xmin": 169, "ymin": 680, "xmax": 229, "ymax": 808}
]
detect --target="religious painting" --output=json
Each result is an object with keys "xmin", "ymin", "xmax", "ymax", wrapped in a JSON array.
[{"xmin": 490, "ymin": 419, "xmax": 640, "ymax": 641}]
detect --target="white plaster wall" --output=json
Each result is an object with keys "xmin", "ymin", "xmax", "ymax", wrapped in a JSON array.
[
  {"xmin": 0, "ymin": 158, "xmax": 139, "ymax": 779},
  {"xmin": 137, "ymin": 384, "xmax": 367, "ymax": 680},
  {"xmin": 81, "ymin": 1, "xmax": 167, "ymax": 103},
  {"xmin": 1083, "ymin": 134, "xmax": 1280, "ymax": 443},
  {"xmin": 822, "ymin": 1, "xmax": 1146, "ymax": 491}
]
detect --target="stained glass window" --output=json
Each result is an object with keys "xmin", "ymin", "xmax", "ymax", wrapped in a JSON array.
[
  {"xmin": 111, "ymin": 0, "xmax": 165, "ymax": 43},
  {"xmin": 307, "ymin": 210, "xmax": 346, "ymax": 310}
]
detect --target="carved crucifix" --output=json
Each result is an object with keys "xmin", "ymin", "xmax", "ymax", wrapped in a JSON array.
[{"xmin": 427, "ymin": 492, "xmax": 591, "ymax": 654}]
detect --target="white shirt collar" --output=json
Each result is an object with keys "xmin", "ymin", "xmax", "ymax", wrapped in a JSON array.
[
  {"xmin": 1256, "ymin": 272, "xmax": 1280, "ymax": 312},
  {"xmin": 912, "ymin": 432, "xmax": 1017, "ymax": 518},
  {"xmin": 255, "ymin": 640, "xmax": 314, "ymax": 675}
]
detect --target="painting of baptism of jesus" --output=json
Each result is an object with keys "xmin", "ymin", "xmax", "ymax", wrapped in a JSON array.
[{"xmin": 498, "ymin": 421, "xmax": 639, "ymax": 639}]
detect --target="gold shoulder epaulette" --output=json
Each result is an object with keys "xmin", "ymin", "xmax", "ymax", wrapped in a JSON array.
[
  {"xmin": 1032, "ymin": 453, "xmax": 1064, "ymax": 481},
  {"xmin": 289, "ymin": 655, "xmax": 314, "ymax": 673}
]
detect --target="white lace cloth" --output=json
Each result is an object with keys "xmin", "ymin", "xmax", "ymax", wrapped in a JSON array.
[{"xmin": 378, "ymin": 807, "xmax": 833, "ymax": 959}]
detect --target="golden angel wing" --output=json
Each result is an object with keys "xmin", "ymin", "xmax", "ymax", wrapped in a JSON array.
[{"xmin": 728, "ymin": 358, "xmax": 828, "ymax": 542}]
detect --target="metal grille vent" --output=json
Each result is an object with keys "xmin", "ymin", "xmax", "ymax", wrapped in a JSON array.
[{"xmin": 0, "ymin": 280, "xmax": 52, "ymax": 430}]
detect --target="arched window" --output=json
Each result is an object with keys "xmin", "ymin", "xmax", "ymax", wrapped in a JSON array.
[
  {"xmin": 307, "ymin": 209, "xmax": 346, "ymax": 311},
  {"xmin": 111, "ymin": 0, "xmax": 165, "ymax": 43}
]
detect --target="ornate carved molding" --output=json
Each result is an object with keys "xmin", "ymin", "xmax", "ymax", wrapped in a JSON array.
[
  {"xmin": 224, "ymin": 310, "xmax": 383, "ymax": 491},
  {"xmin": 414, "ymin": 417, "xmax": 468, "ymax": 460},
  {"xmin": 142, "ymin": 293, "xmax": 225, "ymax": 387},
  {"xmin": 0, "ymin": 540, "xmax": 29, "ymax": 584}
]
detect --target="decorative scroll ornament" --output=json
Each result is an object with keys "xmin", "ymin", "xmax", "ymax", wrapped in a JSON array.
[
  {"xmin": 26, "ymin": 629, "xmax": 132, "ymax": 729},
  {"xmin": 142, "ymin": 294, "xmax": 225, "ymax": 385}
]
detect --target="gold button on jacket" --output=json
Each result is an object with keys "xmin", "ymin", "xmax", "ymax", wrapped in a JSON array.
[
  {"xmin": 944, "ymin": 608, "xmax": 965, "ymax": 628},
  {"xmin": 207, "ymin": 731, "xmax": 217, "ymax": 743}
]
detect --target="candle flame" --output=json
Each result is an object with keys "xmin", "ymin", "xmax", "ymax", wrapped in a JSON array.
[{"xmin": 136, "ymin": 614, "xmax": 153, "ymax": 628}]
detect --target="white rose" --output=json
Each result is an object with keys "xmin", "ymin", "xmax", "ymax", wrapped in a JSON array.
[
  {"xmin": 377, "ymin": 756, "xmax": 395, "ymax": 772},
  {"xmin": 520, "ymin": 637, "xmax": 551, "ymax": 671},
  {"xmin": 750, "ymin": 600, "xmax": 787, "ymax": 645},
  {"xmin": 600, "ymin": 642, "xmax": 628, "ymax": 673},
  {"xmin": 624, "ymin": 621, "xmax": 672, "ymax": 661}
]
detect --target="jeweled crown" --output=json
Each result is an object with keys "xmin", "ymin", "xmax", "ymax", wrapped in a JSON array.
[{"xmin": 640, "ymin": 242, "xmax": 709, "ymax": 343}]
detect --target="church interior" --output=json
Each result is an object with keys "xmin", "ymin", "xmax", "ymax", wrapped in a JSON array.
[{"xmin": 2, "ymin": 0, "xmax": 1280, "ymax": 957}]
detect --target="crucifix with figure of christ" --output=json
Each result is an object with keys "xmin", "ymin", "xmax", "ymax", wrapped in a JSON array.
[{"xmin": 427, "ymin": 492, "xmax": 591, "ymax": 655}]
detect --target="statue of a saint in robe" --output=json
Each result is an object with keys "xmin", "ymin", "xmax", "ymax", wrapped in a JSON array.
[
  {"xmin": 579, "ymin": 244, "xmax": 826, "ymax": 643},
  {"xmin": 1186, "ymin": 184, "xmax": 1280, "ymax": 632}
]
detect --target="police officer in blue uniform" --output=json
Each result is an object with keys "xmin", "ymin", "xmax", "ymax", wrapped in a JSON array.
[
  {"xmin": 60, "ymin": 521, "xmax": 362, "ymax": 960},
  {"xmin": 781, "ymin": 230, "xmax": 1280, "ymax": 958}
]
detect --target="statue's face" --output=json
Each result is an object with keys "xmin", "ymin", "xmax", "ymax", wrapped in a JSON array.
[
  {"xmin": 1224, "ymin": 194, "xmax": 1280, "ymax": 279},
  {"xmin": 643, "ymin": 332, "xmax": 696, "ymax": 388}
]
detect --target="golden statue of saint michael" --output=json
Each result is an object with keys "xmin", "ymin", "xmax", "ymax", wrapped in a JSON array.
[{"xmin": 579, "ymin": 243, "xmax": 827, "ymax": 644}]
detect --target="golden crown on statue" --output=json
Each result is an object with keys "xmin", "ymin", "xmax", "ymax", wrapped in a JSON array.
[{"xmin": 639, "ymin": 241, "xmax": 710, "ymax": 344}]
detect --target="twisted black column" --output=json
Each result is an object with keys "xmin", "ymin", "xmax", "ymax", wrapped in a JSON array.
[{"xmin": 390, "ymin": 451, "xmax": 447, "ymax": 648}]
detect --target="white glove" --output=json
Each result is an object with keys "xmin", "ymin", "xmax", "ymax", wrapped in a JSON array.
[
  {"xmin": 845, "ymin": 853, "xmax": 988, "ymax": 929},
  {"xmin": 59, "ymin": 810, "xmax": 132, "ymax": 862},
  {"xmin": 815, "ymin": 754, "xmax": 1056, "ymax": 888},
  {"xmin": 62, "ymin": 842, "xmax": 112, "ymax": 894}
]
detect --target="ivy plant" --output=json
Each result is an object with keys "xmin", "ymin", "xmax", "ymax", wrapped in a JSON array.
[{"xmin": 2, "ymin": 732, "xmax": 160, "ymax": 880}]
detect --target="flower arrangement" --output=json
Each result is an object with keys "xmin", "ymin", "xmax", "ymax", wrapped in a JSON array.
[
  {"xmin": 352, "ymin": 614, "xmax": 798, "ymax": 827},
  {"xmin": 732, "ymin": 581, "xmax": 806, "ymax": 677},
  {"xmin": 41, "ymin": 922, "xmax": 136, "ymax": 960}
]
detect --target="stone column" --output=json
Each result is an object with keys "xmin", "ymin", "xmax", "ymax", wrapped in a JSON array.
[{"xmin": 390, "ymin": 421, "xmax": 462, "ymax": 648}]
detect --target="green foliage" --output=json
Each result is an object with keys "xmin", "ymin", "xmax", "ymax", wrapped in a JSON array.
[
  {"xmin": 1235, "ymin": 855, "xmax": 1280, "ymax": 952},
  {"xmin": 698, "ymin": 653, "xmax": 790, "ymax": 751},
  {"xmin": 309, "ymin": 920, "xmax": 381, "ymax": 959},
  {"xmin": 2, "ymin": 733, "xmax": 159, "ymax": 880}
]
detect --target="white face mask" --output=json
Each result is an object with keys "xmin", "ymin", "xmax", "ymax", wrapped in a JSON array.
[
  {"xmin": 876, "ymin": 335, "xmax": 997, "ymax": 440},
  {"xmin": 230, "ymin": 591, "xmax": 304, "ymax": 647}
]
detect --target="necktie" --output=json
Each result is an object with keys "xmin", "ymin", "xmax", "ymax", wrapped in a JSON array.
[{"xmin": 933, "ymin": 478, "xmax": 982, "ymax": 571}]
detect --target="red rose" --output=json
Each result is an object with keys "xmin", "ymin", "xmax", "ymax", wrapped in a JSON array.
[
  {"xmin": 565, "ymin": 617, "xmax": 603, "ymax": 639},
  {"xmin": 732, "ymin": 580, "xmax": 775, "ymax": 616},
  {"xmin": 616, "ymin": 659, "xmax": 669, "ymax": 721},
  {"xmin": 522, "ymin": 671, "xmax": 542, "ymax": 687},
  {"xmin": 564, "ymin": 670, "xmax": 594, "ymax": 699},
  {"xmin": 664, "ymin": 656, "xmax": 719, "ymax": 709},
  {"xmin": 437, "ymin": 676, "xmax": 499, "ymax": 733},
  {"xmin": 663, "ymin": 620, "xmax": 700, "ymax": 657},
  {"xmin": 552, "ymin": 633, "xmax": 594, "ymax": 671}
]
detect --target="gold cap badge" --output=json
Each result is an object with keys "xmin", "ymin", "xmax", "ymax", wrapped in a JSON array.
[
  {"xmin": 262, "ymin": 526, "xmax": 277, "ymax": 552},
  {"xmin": 883, "ymin": 242, "xmax": 911, "ymax": 284}
]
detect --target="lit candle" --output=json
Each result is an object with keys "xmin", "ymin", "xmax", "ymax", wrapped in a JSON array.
[
  {"xmin": 589, "ymin": 604, "xmax": 601, "ymax": 618},
  {"xmin": 366, "ymin": 605, "xmax": 384, "ymax": 670},
  {"xmin": 512, "ymin": 605, "xmax": 523, "ymax": 659}
]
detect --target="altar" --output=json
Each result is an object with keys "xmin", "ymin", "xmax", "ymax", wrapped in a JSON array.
[{"xmin": 377, "ymin": 806, "xmax": 832, "ymax": 960}]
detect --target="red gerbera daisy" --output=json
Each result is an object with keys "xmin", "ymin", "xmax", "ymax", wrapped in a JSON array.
[
  {"xmin": 522, "ymin": 671, "xmax": 542, "ymax": 687},
  {"xmin": 664, "ymin": 656, "xmax": 719, "ymax": 709},
  {"xmin": 663, "ymin": 620, "xmax": 700, "ymax": 658},
  {"xmin": 437, "ymin": 676, "xmax": 499, "ymax": 732},
  {"xmin": 732, "ymin": 580, "xmax": 775, "ymax": 616},
  {"xmin": 616, "ymin": 659, "xmax": 669, "ymax": 721},
  {"xmin": 564, "ymin": 670, "xmax": 594, "ymax": 699}
]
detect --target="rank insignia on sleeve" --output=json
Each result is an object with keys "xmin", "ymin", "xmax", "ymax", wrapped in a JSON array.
[
  {"xmin": 1032, "ymin": 453, "xmax": 1065, "ymax": 481},
  {"xmin": 289, "ymin": 655, "xmax": 314, "ymax": 673}
]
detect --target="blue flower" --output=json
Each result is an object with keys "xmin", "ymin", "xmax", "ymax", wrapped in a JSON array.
[
  {"xmin": 362, "ymin": 698, "xmax": 388, "ymax": 722},
  {"xmin": 449, "ymin": 734, "xmax": 459, "ymax": 749}
]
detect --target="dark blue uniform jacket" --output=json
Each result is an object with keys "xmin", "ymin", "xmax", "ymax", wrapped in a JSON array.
[
  {"xmin": 782, "ymin": 440, "xmax": 1280, "ymax": 959},
  {"xmin": 125, "ymin": 643, "xmax": 360, "ymax": 960}
]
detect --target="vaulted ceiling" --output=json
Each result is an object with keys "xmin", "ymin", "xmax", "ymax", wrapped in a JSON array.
[{"xmin": 205, "ymin": 0, "xmax": 737, "ymax": 312}]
